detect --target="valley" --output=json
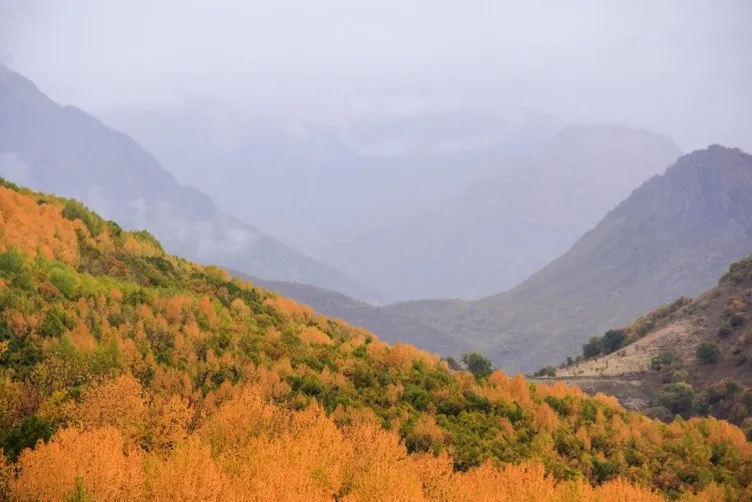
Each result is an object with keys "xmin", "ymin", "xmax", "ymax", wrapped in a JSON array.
[{"xmin": 0, "ymin": 6, "xmax": 749, "ymax": 497}]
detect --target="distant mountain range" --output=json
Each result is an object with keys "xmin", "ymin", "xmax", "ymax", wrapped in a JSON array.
[
  {"xmin": 234, "ymin": 272, "xmax": 472, "ymax": 356},
  {"xmin": 315, "ymin": 125, "xmax": 682, "ymax": 300},
  {"xmin": 6, "ymin": 63, "xmax": 750, "ymax": 382},
  {"xmin": 104, "ymin": 105, "xmax": 559, "ymax": 254},
  {"xmin": 0, "ymin": 63, "xmax": 377, "ymax": 301},
  {"xmin": 385, "ymin": 145, "xmax": 752, "ymax": 371},
  {"xmin": 258, "ymin": 146, "xmax": 752, "ymax": 374}
]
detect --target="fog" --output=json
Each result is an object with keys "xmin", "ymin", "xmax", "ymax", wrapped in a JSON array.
[
  {"xmin": 1, "ymin": 0, "xmax": 751, "ymax": 302},
  {"xmin": 1, "ymin": 0, "xmax": 750, "ymax": 151}
]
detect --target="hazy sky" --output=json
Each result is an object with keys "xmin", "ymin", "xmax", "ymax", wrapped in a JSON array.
[{"xmin": 1, "ymin": 0, "xmax": 750, "ymax": 151}]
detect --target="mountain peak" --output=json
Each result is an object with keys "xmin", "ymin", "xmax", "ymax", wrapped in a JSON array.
[
  {"xmin": 656, "ymin": 145, "xmax": 752, "ymax": 220},
  {"xmin": 382, "ymin": 144, "xmax": 752, "ymax": 373},
  {"xmin": 672, "ymin": 143, "xmax": 750, "ymax": 172}
]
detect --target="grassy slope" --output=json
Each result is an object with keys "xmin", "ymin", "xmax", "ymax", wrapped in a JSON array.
[{"xmin": 550, "ymin": 254, "xmax": 752, "ymax": 430}]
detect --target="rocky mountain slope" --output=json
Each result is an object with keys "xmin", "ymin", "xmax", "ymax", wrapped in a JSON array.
[
  {"xmin": 386, "ymin": 145, "xmax": 752, "ymax": 371},
  {"xmin": 0, "ymin": 63, "xmax": 377, "ymax": 301}
]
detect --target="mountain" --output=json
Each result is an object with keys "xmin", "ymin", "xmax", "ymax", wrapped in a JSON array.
[
  {"xmin": 0, "ymin": 63, "xmax": 377, "ymax": 301},
  {"xmin": 545, "ymin": 253, "xmax": 752, "ymax": 435},
  {"xmin": 386, "ymin": 145, "xmax": 752, "ymax": 371},
  {"xmin": 0, "ymin": 180, "xmax": 749, "ymax": 500},
  {"xmin": 316, "ymin": 125, "xmax": 681, "ymax": 300},
  {"xmin": 105, "ymin": 106, "xmax": 558, "ymax": 254},
  {"xmin": 242, "ymin": 274, "xmax": 471, "ymax": 356}
]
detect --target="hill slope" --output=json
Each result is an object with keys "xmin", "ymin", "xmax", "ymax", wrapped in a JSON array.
[
  {"xmin": 0, "ymin": 180, "xmax": 750, "ymax": 499},
  {"xmin": 316, "ymin": 126, "xmax": 681, "ymax": 300},
  {"xmin": 245, "ymin": 275, "xmax": 471, "ymax": 356},
  {"xmin": 550, "ymin": 253, "xmax": 752, "ymax": 432},
  {"xmin": 0, "ymin": 63, "xmax": 377, "ymax": 301},
  {"xmin": 386, "ymin": 145, "xmax": 752, "ymax": 371}
]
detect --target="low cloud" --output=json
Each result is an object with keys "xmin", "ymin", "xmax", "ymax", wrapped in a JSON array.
[{"xmin": 0, "ymin": 153, "xmax": 32, "ymax": 185}]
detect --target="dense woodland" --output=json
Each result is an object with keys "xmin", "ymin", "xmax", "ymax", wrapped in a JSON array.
[{"xmin": 1, "ymin": 180, "xmax": 752, "ymax": 501}]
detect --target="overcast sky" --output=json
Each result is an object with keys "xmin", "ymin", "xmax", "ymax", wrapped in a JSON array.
[{"xmin": 1, "ymin": 0, "xmax": 750, "ymax": 151}]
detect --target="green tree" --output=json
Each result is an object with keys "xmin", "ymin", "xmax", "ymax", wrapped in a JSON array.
[
  {"xmin": 696, "ymin": 343, "xmax": 720, "ymax": 364},
  {"xmin": 583, "ymin": 337, "xmax": 602, "ymax": 358},
  {"xmin": 533, "ymin": 366, "xmax": 557, "ymax": 377},
  {"xmin": 651, "ymin": 351, "xmax": 683, "ymax": 371},
  {"xmin": 461, "ymin": 352, "xmax": 493, "ymax": 379},
  {"xmin": 657, "ymin": 383, "xmax": 695, "ymax": 414},
  {"xmin": 600, "ymin": 329, "xmax": 626, "ymax": 354}
]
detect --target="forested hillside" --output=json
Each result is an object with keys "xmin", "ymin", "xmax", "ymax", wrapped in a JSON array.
[{"xmin": 0, "ymin": 180, "xmax": 751, "ymax": 501}]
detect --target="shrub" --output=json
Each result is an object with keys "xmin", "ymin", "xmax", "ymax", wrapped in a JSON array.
[
  {"xmin": 634, "ymin": 322, "xmax": 653, "ymax": 338},
  {"xmin": 697, "ymin": 343, "xmax": 720, "ymax": 364},
  {"xmin": 545, "ymin": 396, "xmax": 573, "ymax": 417},
  {"xmin": 0, "ymin": 416, "xmax": 54, "ymax": 461},
  {"xmin": 670, "ymin": 370, "xmax": 690, "ymax": 383},
  {"xmin": 729, "ymin": 314, "xmax": 745, "ymax": 328},
  {"xmin": 61, "ymin": 199, "xmax": 104, "ymax": 236},
  {"xmin": 723, "ymin": 256, "xmax": 752, "ymax": 284},
  {"xmin": 106, "ymin": 220, "xmax": 123, "ymax": 237},
  {"xmin": 533, "ymin": 366, "xmax": 557, "ymax": 377},
  {"xmin": 404, "ymin": 386, "xmax": 430, "ymax": 411},
  {"xmin": 0, "ymin": 249, "xmax": 25, "ymax": 276},
  {"xmin": 39, "ymin": 308, "xmax": 73, "ymax": 338},
  {"xmin": 657, "ymin": 383, "xmax": 695, "ymax": 415},
  {"xmin": 718, "ymin": 324, "xmax": 733, "ymax": 338},
  {"xmin": 0, "ymin": 177, "xmax": 23, "ymax": 193},
  {"xmin": 50, "ymin": 267, "xmax": 79, "ymax": 300},
  {"xmin": 651, "ymin": 352, "xmax": 683, "ymax": 371},
  {"xmin": 131, "ymin": 230, "xmax": 164, "ymax": 252}
]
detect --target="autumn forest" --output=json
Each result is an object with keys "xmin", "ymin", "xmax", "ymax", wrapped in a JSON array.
[{"xmin": 0, "ymin": 179, "xmax": 751, "ymax": 501}]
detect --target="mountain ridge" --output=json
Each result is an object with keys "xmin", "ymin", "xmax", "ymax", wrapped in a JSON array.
[
  {"xmin": 0, "ymin": 63, "xmax": 379, "ymax": 302},
  {"xmin": 315, "ymin": 124, "xmax": 681, "ymax": 300},
  {"xmin": 384, "ymin": 145, "xmax": 752, "ymax": 370},
  {"xmin": 241, "ymin": 273, "xmax": 472, "ymax": 355}
]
